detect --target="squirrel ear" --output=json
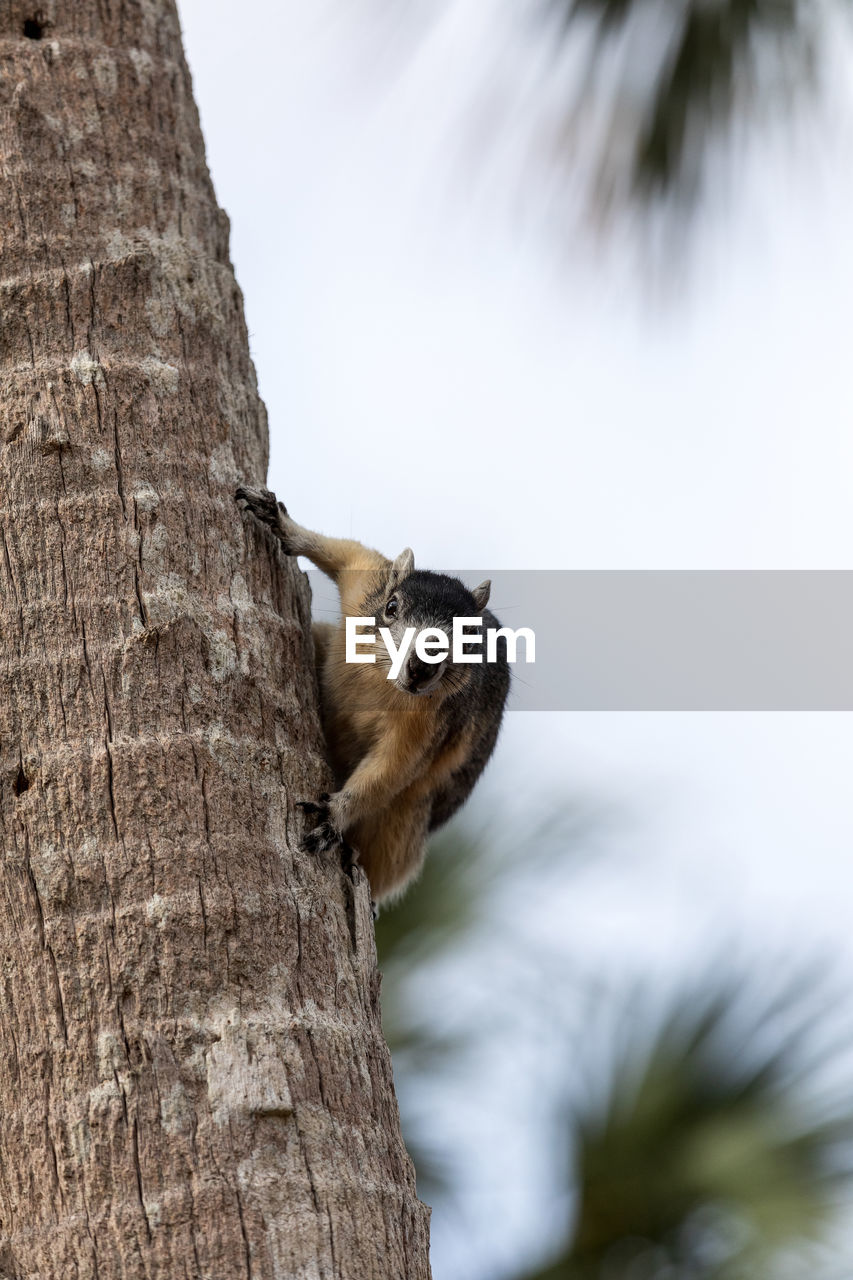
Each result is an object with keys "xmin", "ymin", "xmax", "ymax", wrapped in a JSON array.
[
  {"xmin": 388, "ymin": 548, "xmax": 414, "ymax": 588},
  {"xmin": 471, "ymin": 579, "xmax": 491, "ymax": 611}
]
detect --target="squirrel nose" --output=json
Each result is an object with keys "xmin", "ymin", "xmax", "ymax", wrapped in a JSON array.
[
  {"xmin": 407, "ymin": 655, "xmax": 448, "ymax": 692},
  {"xmin": 407, "ymin": 657, "xmax": 434, "ymax": 688}
]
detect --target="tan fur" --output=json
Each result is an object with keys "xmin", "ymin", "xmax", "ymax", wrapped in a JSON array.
[
  {"xmin": 283, "ymin": 515, "xmax": 465, "ymax": 899},
  {"xmin": 317, "ymin": 627, "xmax": 459, "ymax": 900}
]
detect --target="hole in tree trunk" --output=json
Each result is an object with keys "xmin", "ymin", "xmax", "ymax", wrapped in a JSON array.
[
  {"xmin": 13, "ymin": 765, "xmax": 29, "ymax": 796},
  {"xmin": 23, "ymin": 17, "xmax": 46, "ymax": 39}
]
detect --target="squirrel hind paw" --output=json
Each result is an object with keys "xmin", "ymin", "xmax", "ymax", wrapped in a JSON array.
[{"xmin": 339, "ymin": 839, "xmax": 358, "ymax": 882}]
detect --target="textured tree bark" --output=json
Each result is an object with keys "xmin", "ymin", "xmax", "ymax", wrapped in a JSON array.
[{"xmin": 0, "ymin": 2, "xmax": 430, "ymax": 1276}]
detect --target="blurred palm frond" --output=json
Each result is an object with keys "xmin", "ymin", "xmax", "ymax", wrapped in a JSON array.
[
  {"xmin": 544, "ymin": 0, "xmax": 825, "ymax": 212},
  {"xmin": 519, "ymin": 966, "xmax": 853, "ymax": 1280}
]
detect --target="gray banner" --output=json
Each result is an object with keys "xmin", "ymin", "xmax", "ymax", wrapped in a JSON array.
[{"xmin": 307, "ymin": 570, "xmax": 853, "ymax": 710}]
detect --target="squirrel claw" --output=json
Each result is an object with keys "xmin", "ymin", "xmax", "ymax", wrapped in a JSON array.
[{"xmin": 296, "ymin": 797, "xmax": 328, "ymax": 817}]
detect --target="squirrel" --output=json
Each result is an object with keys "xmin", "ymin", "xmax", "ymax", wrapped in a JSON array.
[{"xmin": 235, "ymin": 484, "xmax": 510, "ymax": 904}]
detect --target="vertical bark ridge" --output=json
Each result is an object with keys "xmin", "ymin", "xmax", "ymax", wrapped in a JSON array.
[{"xmin": 0, "ymin": 2, "xmax": 431, "ymax": 1275}]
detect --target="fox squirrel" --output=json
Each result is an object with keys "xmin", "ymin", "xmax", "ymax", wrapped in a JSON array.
[{"xmin": 236, "ymin": 485, "xmax": 510, "ymax": 904}]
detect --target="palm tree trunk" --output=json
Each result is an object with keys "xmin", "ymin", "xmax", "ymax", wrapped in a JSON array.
[{"xmin": 0, "ymin": 3, "xmax": 430, "ymax": 1275}]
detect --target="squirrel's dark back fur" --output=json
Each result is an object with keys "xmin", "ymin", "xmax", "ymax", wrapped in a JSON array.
[{"xmin": 427, "ymin": 606, "xmax": 510, "ymax": 831}]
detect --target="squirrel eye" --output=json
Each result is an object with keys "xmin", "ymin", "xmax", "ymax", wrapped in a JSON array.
[{"xmin": 385, "ymin": 597, "xmax": 398, "ymax": 618}]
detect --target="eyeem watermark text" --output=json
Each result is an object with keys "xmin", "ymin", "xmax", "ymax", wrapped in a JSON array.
[{"xmin": 345, "ymin": 617, "xmax": 536, "ymax": 679}]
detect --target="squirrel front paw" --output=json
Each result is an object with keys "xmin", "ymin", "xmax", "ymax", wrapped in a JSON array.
[
  {"xmin": 235, "ymin": 484, "xmax": 281, "ymax": 526},
  {"xmin": 235, "ymin": 484, "xmax": 297, "ymax": 553},
  {"xmin": 301, "ymin": 820, "xmax": 342, "ymax": 855},
  {"xmin": 296, "ymin": 795, "xmax": 342, "ymax": 854}
]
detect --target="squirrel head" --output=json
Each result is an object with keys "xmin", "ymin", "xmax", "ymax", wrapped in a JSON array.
[{"xmin": 371, "ymin": 565, "xmax": 493, "ymax": 698}]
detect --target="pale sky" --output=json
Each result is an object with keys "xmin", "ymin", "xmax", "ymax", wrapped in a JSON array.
[{"xmin": 177, "ymin": 3, "xmax": 853, "ymax": 1274}]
